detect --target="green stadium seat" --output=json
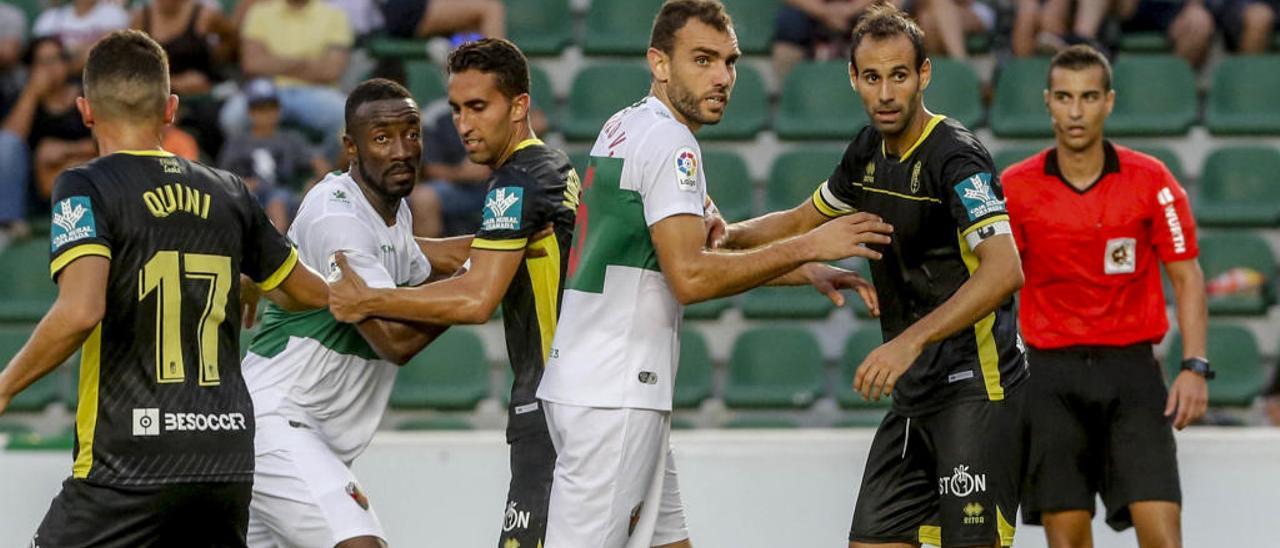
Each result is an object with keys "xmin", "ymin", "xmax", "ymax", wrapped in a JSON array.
[
  {"xmin": 396, "ymin": 417, "xmax": 472, "ymax": 431},
  {"xmin": 562, "ymin": 63, "xmax": 651, "ymax": 141},
  {"xmin": 776, "ymin": 61, "xmax": 868, "ymax": 140},
  {"xmin": 1108, "ymin": 55, "xmax": 1197, "ymax": 136},
  {"xmin": 673, "ymin": 328, "xmax": 713, "ymax": 409},
  {"xmin": 684, "ymin": 298, "xmax": 734, "ymax": 320},
  {"xmin": 1166, "ymin": 324, "xmax": 1265, "ymax": 407},
  {"xmin": 1195, "ymin": 147, "xmax": 1280, "ymax": 228},
  {"xmin": 0, "ymin": 326, "xmax": 59, "ymax": 411},
  {"xmin": 671, "ymin": 416, "xmax": 698, "ymax": 430},
  {"xmin": 1207, "ymin": 56, "xmax": 1280, "ymax": 135},
  {"xmin": 703, "ymin": 149, "xmax": 755, "ymax": 221},
  {"xmin": 993, "ymin": 145, "xmax": 1048, "ymax": 173},
  {"xmin": 0, "ymin": 420, "xmax": 32, "ymax": 435},
  {"xmin": 508, "ymin": 0, "xmax": 573, "ymax": 56},
  {"xmin": 724, "ymin": 416, "xmax": 800, "ymax": 428},
  {"xmin": 723, "ymin": 327, "xmax": 824, "ymax": 409},
  {"xmin": 1119, "ymin": 31, "xmax": 1171, "ymax": 53},
  {"xmin": 1133, "ymin": 146, "xmax": 1188, "ymax": 186},
  {"xmin": 367, "ymin": 37, "xmax": 428, "ymax": 60},
  {"xmin": 766, "ymin": 148, "xmax": 844, "ymax": 212},
  {"xmin": 568, "ymin": 151, "xmax": 590, "ymax": 175},
  {"xmin": 530, "ymin": 65, "xmax": 556, "ymax": 130},
  {"xmin": 6, "ymin": 426, "xmax": 75, "ymax": 451},
  {"xmin": 834, "ymin": 412, "xmax": 889, "ymax": 428},
  {"xmin": 0, "ymin": 238, "xmax": 58, "ymax": 322},
  {"xmin": 722, "ymin": 0, "xmax": 779, "ymax": 54},
  {"xmin": 391, "ymin": 328, "xmax": 489, "ymax": 410},
  {"xmin": 991, "ymin": 57, "xmax": 1053, "ymax": 138},
  {"xmin": 837, "ymin": 327, "xmax": 893, "ymax": 409},
  {"xmin": 699, "ymin": 63, "xmax": 768, "ymax": 141},
  {"xmin": 741, "ymin": 287, "xmax": 834, "ymax": 319},
  {"xmin": 584, "ymin": 0, "xmax": 665, "ymax": 55},
  {"xmin": 966, "ymin": 32, "xmax": 993, "ymax": 55},
  {"xmin": 405, "ymin": 61, "xmax": 447, "ymax": 105},
  {"xmin": 240, "ymin": 327, "xmax": 255, "ymax": 360},
  {"xmin": 925, "ymin": 58, "xmax": 984, "ymax": 129},
  {"xmin": 1196, "ymin": 232, "xmax": 1277, "ymax": 316}
]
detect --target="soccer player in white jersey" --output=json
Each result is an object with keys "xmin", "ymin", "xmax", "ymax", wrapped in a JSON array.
[
  {"xmin": 240, "ymin": 79, "xmax": 466, "ymax": 548},
  {"xmin": 535, "ymin": 2, "xmax": 895, "ymax": 546}
]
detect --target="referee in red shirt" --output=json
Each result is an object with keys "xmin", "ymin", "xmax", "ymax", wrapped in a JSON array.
[{"xmin": 1002, "ymin": 45, "xmax": 1211, "ymax": 548}]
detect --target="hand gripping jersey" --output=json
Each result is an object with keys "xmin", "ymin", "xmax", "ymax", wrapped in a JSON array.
[
  {"xmin": 48, "ymin": 151, "xmax": 298, "ymax": 485},
  {"xmin": 243, "ymin": 172, "xmax": 430, "ymax": 463},
  {"xmin": 811, "ymin": 116, "xmax": 1027, "ymax": 416},
  {"xmin": 537, "ymin": 97, "xmax": 707, "ymax": 412}
]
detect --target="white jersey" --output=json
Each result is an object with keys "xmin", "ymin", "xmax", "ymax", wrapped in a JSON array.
[
  {"xmin": 242, "ymin": 172, "xmax": 430, "ymax": 463},
  {"xmin": 537, "ymin": 96, "xmax": 707, "ymax": 411}
]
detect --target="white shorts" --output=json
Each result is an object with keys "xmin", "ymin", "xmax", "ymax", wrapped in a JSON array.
[
  {"xmin": 542, "ymin": 401, "xmax": 689, "ymax": 548},
  {"xmin": 247, "ymin": 417, "xmax": 386, "ymax": 548}
]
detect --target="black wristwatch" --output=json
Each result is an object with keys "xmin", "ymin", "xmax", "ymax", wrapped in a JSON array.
[{"xmin": 1180, "ymin": 357, "xmax": 1215, "ymax": 380}]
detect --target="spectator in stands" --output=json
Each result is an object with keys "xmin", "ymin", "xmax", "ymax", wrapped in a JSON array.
[
  {"xmin": 32, "ymin": 0, "xmax": 129, "ymax": 70},
  {"xmin": 407, "ymin": 97, "xmax": 491, "ymax": 237},
  {"xmin": 132, "ymin": 0, "xmax": 237, "ymax": 156},
  {"xmin": 1117, "ymin": 0, "xmax": 1215, "ymax": 67},
  {"xmin": 218, "ymin": 0, "xmax": 352, "ymax": 142},
  {"xmin": 1011, "ymin": 0, "xmax": 1106, "ymax": 55},
  {"xmin": 0, "ymin": 37, "xmax": 94, "ymax": 224},
  {"xmin": 1264, "ymin": 370, "xmax": 1280, "ymax": 426},
  {"xmin": 380, "ymin": 0, "xmax": 504, "ymax": 40},
  {"xmin": 911, "ymin": 0, "xmax": 996, "ymax": 60},
  {"xmin": 1209, "ymin": 0, "xmax": 1276, "ymax": 54},
  {"xmin": 218, "ymin": 78, "xmax": 324, "ymax": 232},
  {"xmin": 0, "ymin": 3, "xmax": 27, "ymax": 118}
]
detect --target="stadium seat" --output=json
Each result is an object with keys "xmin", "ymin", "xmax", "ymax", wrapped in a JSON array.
[
  {"xmin": 1166, "ymin": 324, "xmax": 1265, "ymax": 407},
  {"xmin": 240, "ymin": 328, "xmax": 255, "ymax": 360},
  {"xmin": 837, "ymin": 327, "xmax": 892, "ymax": 409},
  {"xmin": 396, "ymin": 417, "xmax": 472, "ymax": 431},
  {"xmin": 0, "ymin": 326, "xmax": 58, "ymax": 411},
  {"xmin": 1196, "ymin": 232, "xmax": 1277, "ymax": 315},
  {"xmin": 584, "ymin": 0, "xmax": 665, "ymax": 55},
  {"xmin": 741, "ymin": 287, "xmax": 834, "ymax": 319},
  {"xmin": 723, "ymin": 327, "xmax": 825, "ymax": 409},
  {"xmin": 0, "ymin": 420, "xmax": 31, "ymax": 436},
  {"xmin": 673, "ymin": 328, "xmax": 714, "ymax": 409},
  {"xmin": 508, "ymin": 0, "xmax": 573, "ymax": 56},
  {"xmin": 562, "ymin": 63, "xmax": 652, "ymax": 141},
  {"xmin": 1108, "ymin": 55, "xmax": 1197, "ymax": 136},
  {"xmin": 366, "ymin": 37, "xmax": 428, "ymax": 60},
  {"xmin": 834, "ymin": 412, "xmax": 889, "ymax": 428},
  {"xmin": 11, "ymin": 0, "xmax": 42, "ymax": 32},
  {"xmin": 1207, "ymin": 56, "xmax": 1280, "ymax": 135},
  {"xmin": 6, "ymin": 427, "xmax": 75, "ymax": 451},
  {"xmin": 684, "ymin": 298, "xmax": 734, "ymax": 320},
  {"xmin": 1133, "ymin": 146, "xmax": 1188, "ymax": 186},
  {"xmin": 1196, "ymin": 147, "xmax": 1280, "ymax": 228},
  {"xmin": 990, "ymin": 57, "xmax": 1053, "ymax": 138},
  {"xmin": 405, "ymin": 61, "xmax": 447, "ymax": 105},
  {"xmin": 925, "ymin": 58, "xmax": 984, "ymax": 129},
  {"xmin": 775, "ymin": 61, "xmax": 868, "ymax": 140},
  {"xmin": 993, "ymin": 145, "xmax": 1048, "ymax": 172},
  {"xmin": 1119, "ymin": 31, "xmax": 1171, "ymax": 53},
  {"xmin": 391, "ymin": 328, "xmax": 490, "ymax": 410},
  {"xmin": 721, "ymin": 0, "xmax": 779, "ymax": 54},
  {"xmin": 0, "ymin": 238, "xmax": 58, "ymax": 322},
  {"xmin": 766, "ymin": 148, "xmax": 845, "ymax": 212},
  {"xmin": 703, "ymin": 149, "xmax": 755, "ymax": 221},
  {"xmin": 530, "ymin": 65, "xmax": 556, "ymax": 130},
  {"xmin": 724, "ymin": 416, "xmax": 800, "ymax": 429},
  {"xmin": 699, "ymin": 63, "xmax": 768, "ymax": 141},
  {"xmin": 568, "ymin": 151, "xmax": 590, "ymax": 176}
]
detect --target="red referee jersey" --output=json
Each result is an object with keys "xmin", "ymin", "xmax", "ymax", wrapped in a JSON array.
[{"xmin": 1002, "ymin": 142, "xmax": 1198, "ymax": 349}]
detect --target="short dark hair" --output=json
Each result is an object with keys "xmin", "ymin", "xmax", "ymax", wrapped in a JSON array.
[
  {"xmin": 848, "ymin": 2, "xmax": 926, "ymax": 73},
  {"xmin": 344, "ymin": 78, "xmax": 415, "ymax": 131},
  {"xmin": 1048, "ymin": 44, "xmax": 1112, "ymax": 91},
  {"xmin": 649, "ymin": 0, "xmax": 734, "ymax": 55},
  {"xmin": 23, "ymin": 36, "xmax": 65, "ymax": 67},
  {"xmin": 446, "ymin": 38, "xmax": 530, "ymax": 100},
  {"xmin": 82, "ymin": 30, "xmax": 169, "ymax": 122}
]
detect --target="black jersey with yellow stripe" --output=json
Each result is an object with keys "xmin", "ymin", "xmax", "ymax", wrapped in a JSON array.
[
  {"xmin": 812, "ymin": 116, "xmax": 1027, "ymax": 415},
  {"xmin": 48, "ymin": 150, "xmax": 297, "ymax": 485},
  {"xmin": 471, "ymin": 139, "xmax": 579, "ymax": 432}
]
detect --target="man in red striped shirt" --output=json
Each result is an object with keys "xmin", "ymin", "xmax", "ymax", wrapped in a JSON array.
[{"xmin": 1002, "ymin": 45, "xmax": 1210, "ymax": 548}]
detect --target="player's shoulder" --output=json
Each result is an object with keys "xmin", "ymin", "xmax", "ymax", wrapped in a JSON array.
[
  {"xmin": 295, "ymin": 172, "xmax": 364, "ymax": 223},
  {"xmin": 1001, "ymin": 148, "xmax": 1052, "ymax": 185},
  {"xmin": 1113, "ymin": 143, "xmax": 1175, "ymax": 184},
  {"xmin": 502, "ymin": 142, "xmax": 571, "ymax": 186},
  {"xmin": 629, "ymin": 98, "xmax": 698, "ymax": 149},
  {"xmin": 928, "ymin": 117, "xmax": 988, "ymax": 159}
]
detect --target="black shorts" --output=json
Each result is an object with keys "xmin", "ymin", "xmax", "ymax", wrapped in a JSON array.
[
  {"xmin": 1021, "ymin": 344, "xmax": 1181, "ymax": 531},
  {"xmin": 381, "ymin": 0, "xmax": 427, "ymax": 38},
  {"xmin": 498, "ymin": 401, "xmax": 556, "ymax": 548},
  {"xmin": 34, "ymin": 478, "xmax": 251, "ymax": 548},
  {"xmin": 850, "ymin": 388, "xmax": 1027, "ymax": 547}
]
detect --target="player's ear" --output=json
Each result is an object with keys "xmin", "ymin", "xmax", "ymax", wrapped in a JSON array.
[
  {"xmin": 75, "ymin": 96, "xmax": 94, "ymax": 128},
  {"xmin": 647, "ymin": 47, "xmax": 670, "ymax": 84},
  {"xmin": 847, "ymin": 62, "xmax": 857, "ymax": 91},
  {"xmin": 918, "ymin": 57, "xmax": 932, "ymax": 91},
  {"xmin": 163, "ymin": 94, "xmax": 180, "ymax": 126},
  {"xmin": 510, "ymin": 92, "xmax": 530, "ymax": 123},
  {"xmin": 341, "ymin": 134, "xmax": 356, "ymax": 166},
  {"xmin": 1105, "ymin": 89, "xmax": 1116, "ymax": 116}
]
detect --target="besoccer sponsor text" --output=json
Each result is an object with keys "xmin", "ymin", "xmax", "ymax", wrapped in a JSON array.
[{"xmin": 132, "ymin": 407, "xmax": 247, "ymax": 436}]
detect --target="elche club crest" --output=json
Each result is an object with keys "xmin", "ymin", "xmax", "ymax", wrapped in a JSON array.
[{"xmin": 938, "ymin": 464, "xmax": 987, "ymax": 497}]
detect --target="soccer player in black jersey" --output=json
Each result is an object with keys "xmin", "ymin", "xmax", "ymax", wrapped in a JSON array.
[
  {"xmin": 0, "ymin": 30, "xmax": 328, "ymax": 547},
  {"xmin": 715, "ymin": 5, "xmax": 1028, "ymax": 547},
  {"xmin": 327, "ymin": 38, "xmax": 576, "ymax": 548}
]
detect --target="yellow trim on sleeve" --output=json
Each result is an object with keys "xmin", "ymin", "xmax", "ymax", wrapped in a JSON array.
[
  {"xmin": 958, "ymin": 230, "xmax": 1005, "ymax": 401},
  {"xmin": 256, "ymin": 246, "xmax": 298, "ymax": 292},
  {"xmin": 918, "ymin": 525, "xmax": 942, "ymax": 546},
  {"xmin": 116, "ymin": 149, "xmax": 175, "ymax": 157},
  {"xmin": 811, "ymin": 185, "xmax": 846, "ymax": 218},
  {"xmin": 472, "ymin": 237, "xmax": 530, "ymax": 251},
  {"xmin": 50, "ymin": 244, "xmax": 112, "ymax": 279},
  {"xmin": 883, "ymin": 114, "xmax": 946, "ymax": 161},
  {"xmin": 72, "ymin": 324, "xmax": 102, "ymax": 479},
  {"xmin": 960, "ymin": 214, "xmax": 1011, "ymax": 238},
  {"xmin": 525, "ymin": 233, "xmax": 562, "ymax": 363}
]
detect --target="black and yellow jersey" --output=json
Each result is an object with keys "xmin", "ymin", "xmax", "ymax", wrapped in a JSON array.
[
  {"xmin": 470, "ymin": 139, "xmax": 579, "ymax": 436},
  {"xmin": 811, "ymin": 116, "xmax": 1027, "ymax": 415},
  {"xmin": 48, "ymin": 150, "xmax": 297, "ymax": 485}
]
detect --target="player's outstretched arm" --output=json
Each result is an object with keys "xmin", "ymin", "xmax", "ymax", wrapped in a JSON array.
[
  {"xmin": 854, "ymin": 234, "xmax": 1023, "ymax": 400},
  {"xmin": 765, "ymin": 263, "xmax": 880, "ymax": 316},
  {"xmin": 0, "ymin": 256, "xmax": 107, "ymax": 414},
  {"xmin": 328, "ymin": 245, "xmax": 524, "ymax": 326},
  {"xmin": 415, "ymin": 235, "xmax": 474, "ymax": 278},
  {"xmin": 651, "ymin": 212, "xmax": 891, "ymax": 305},
  {"xmin": 262, "ymin": 260, "xmax": 329, "ymax": 311},
  {"xmin": 1164, "ymin": 258, "xmax": 1209, "ymax": 429},
  {"xmin": 355, "ymin": 317, "xmax": 447, "ymax": 366},
  {"xmin": 719, "ymin": 200, "xmax": 832, "ymax": 250}
]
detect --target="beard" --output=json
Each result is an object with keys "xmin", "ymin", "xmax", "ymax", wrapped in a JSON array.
[
  {"xmin": 356, "ymin": 157, "xmax": 415, "ymax": 201},
  {"xmin": 668, "ymin": 79, "xmax": 722, "ymax": 126}
]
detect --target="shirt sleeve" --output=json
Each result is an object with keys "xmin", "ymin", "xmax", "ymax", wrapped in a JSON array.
[
  {"xmin": 1149, "ymin": 167, "xmax": 1199, "ymax": 262},
  {"xmin": 240, "ymin": 4, "xmax": 268, "ymax": 42},
  {"xmin": 636, "ymin": 124, "xmax": 705, "ymax": 227},
  {"xmin": 305, "ymin": 213, "xmax": 397, "ymax": 289},
  {"xmin": 812, "ymin": 136, "xmax": 867, "ymax": 218},
  {"xmin": 473, "ymin": 168, "xmax": 550, "ymax": 251},
  {"xmin": 31, "ymin": 10, "xmax": 54, "ymax": 37},
  {"xmin": 49, "ymin": 170, "xmax": 112, "ymax": 280},
  {"xmin": 999, "ymin": 167, "xmax": 1028, "ymax": 255},
  {"xmin": 942, "ymin": 149, "xmax": 1012, "ymax": 252},
  {"xmin": 239, "ymin": 178, "xmax": 299, "ymax": 291}
]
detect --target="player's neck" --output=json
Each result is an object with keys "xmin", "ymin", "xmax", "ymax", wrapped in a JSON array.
[
  {"xmin": 1055, "ymin": 139, "xmax": 1106, "ymax": 190},
  {"xmin": 493, "ymin": 123, "xmax": 533, "ymax": 168},
  {"xmin": 650, "ymin": 84, "xmax": 701, "ymax": 134},
  {"xmin": 882, "ymin": 106, "xmax": 931, "ymax": 158},
  {"xmin": 91, "ymin": 122, "xmax": 165, "ymax": 157},
  {"xmin": 350, "ymin": 171, "xmax": 399, "ymax": 226}
]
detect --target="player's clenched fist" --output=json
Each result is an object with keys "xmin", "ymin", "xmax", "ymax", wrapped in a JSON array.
[
  {"xmin": 327, "ymin": 252, "xmax": 371, "ymax": 323},
  {"xmin": 802, "ymin": 212, "xmax": 893, "ymax": 262}
]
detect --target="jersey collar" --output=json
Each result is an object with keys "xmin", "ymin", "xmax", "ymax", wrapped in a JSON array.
[
  {"xmin": 1044, "ymin": 140, "xmax": 1120, "ymax": 194},
  {"xmin": 512, "ymin": 137, "xmax": 544, "ymax": 153},
  {"xmin": 116, "ymin": 149, "xmax": 175, "ymax": 157},
  {"xmin": 881, "ymin": 114, "xmax": 946, "ymax": 162}
]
